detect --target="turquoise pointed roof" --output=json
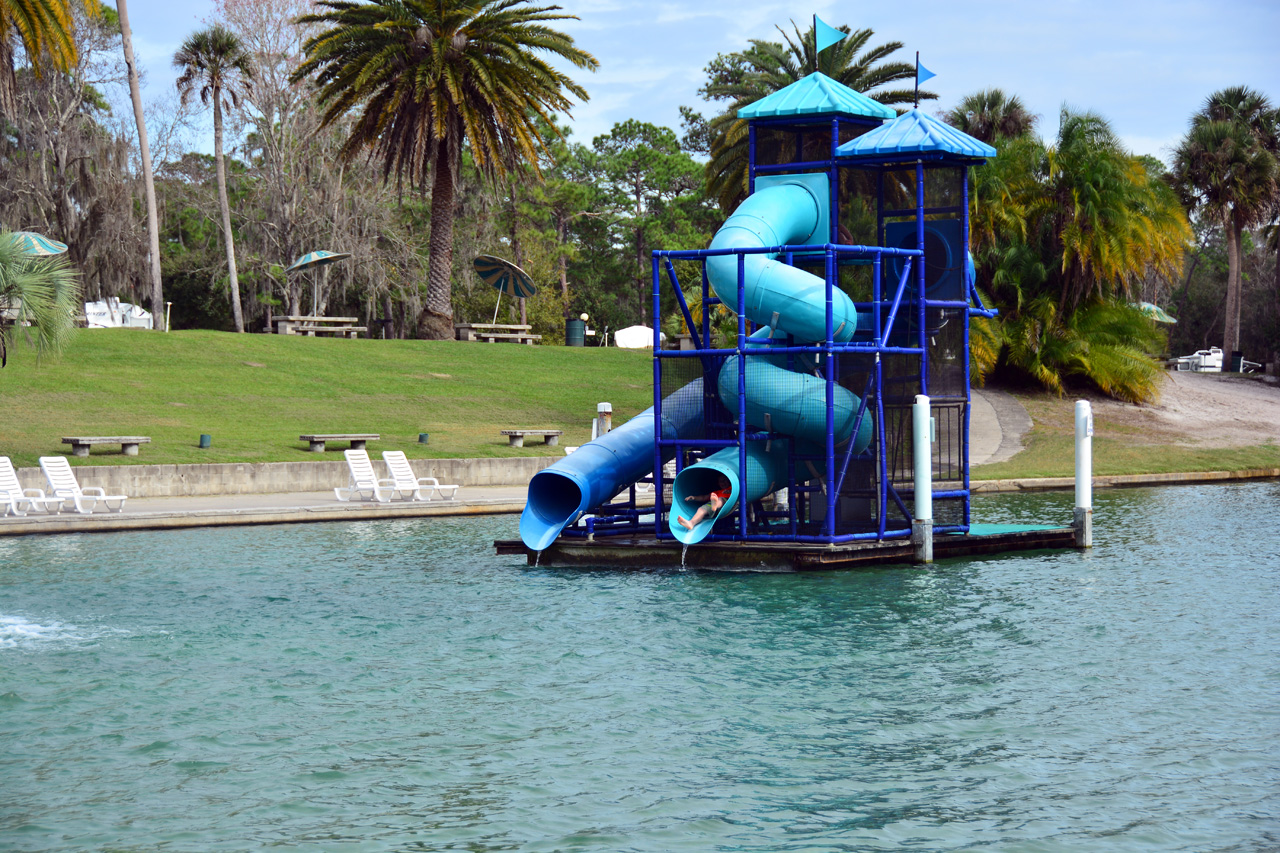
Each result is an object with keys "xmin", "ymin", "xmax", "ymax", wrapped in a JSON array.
[
  {"xmin": 737, "ymin": 72, "xmax": 896, "ymax": 121},
  {"xmin": 836, "ymin": 108, "xmax": 997, "ymax": 159}
]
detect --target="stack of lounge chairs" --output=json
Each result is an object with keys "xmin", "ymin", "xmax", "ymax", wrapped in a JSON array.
[
  {"xmin": 0, "ymin": 456, "xmax": 128, "ymax": 516},
  {"xmin": 334, "ymin": 449, "xmax": 458, "ymax": 503}
]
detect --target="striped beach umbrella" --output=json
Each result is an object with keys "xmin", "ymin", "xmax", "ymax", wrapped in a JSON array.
[
  {"xmin": 286, "ymin": 250, "xmax": 352, "ymax": 317},
  {"xmin": 473, "ymin": 255, "xmax": 536, "ymax": 323},
  {"xmin": 285, "ymin": 250, "xmax": 352, "ymax": 273},
  {"xmin": 1134, "ymin": 301, "xmax": 1177, "ymax": 324},
  {"xmin": 12, "ymin": 231, "xmax": 68, "ymax": 256},
  {"xmin": 473, "ymin": 255, "xmax": 536, "ymax": 298}
]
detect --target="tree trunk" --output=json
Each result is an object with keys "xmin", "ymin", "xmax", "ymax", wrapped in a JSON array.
[
  {"xmin": 117, "ymin": 0, "xmax": 164, "ymax": 329},
  {"xmin": 416, "ymin": 142, "xmax": 456, "ymax": 340},
  {"xmin": 505, "ymin": 179, "xmax": 527, "ymax": 325},
  {"xmin": 557, "ymin": 214, "xmax": 569, "ymax": 306},
  {"xmin": 1221, "ymin": 211, "xmax": 1242, "ymax": 366},
  {"xmin": 213, "ymin": 93, "xmax": 245, "ymax": 333},
  {"xmin": 0, "ymin": 36, "xmax": 17, "ymax": 122},
  {"xmin": 1274, "ymin": 235, "xmax": 1280, "ymax": 365}
]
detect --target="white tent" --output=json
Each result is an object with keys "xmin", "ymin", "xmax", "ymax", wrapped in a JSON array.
[
  {"xmin": 614, "ymin": 325, "xmax": 665, "ymax": 349},
  {"xmin": 85, "ymin": 298, "xmax": 152, "ymax": 329}
]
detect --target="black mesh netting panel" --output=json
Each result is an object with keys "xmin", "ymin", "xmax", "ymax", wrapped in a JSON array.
[{"xmin": 659, "ymin": 355, "xmax": 708, "ymax": 429}]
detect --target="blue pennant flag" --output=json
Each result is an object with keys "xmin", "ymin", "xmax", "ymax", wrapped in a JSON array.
[
  {"xmin": 814, "ymin": 15, "xmax": 846, "ymax": 54},
  {"xmin": 917, "ymin": 60, "xmax": 937, "ymax": 86}
]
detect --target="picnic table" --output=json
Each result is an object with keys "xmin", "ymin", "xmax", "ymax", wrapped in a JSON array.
[
  {"xmin": 62, "ymin": 436, "xmax": 151, "ymax": 457},
  {"xmin": 500, "ymin": 429, "xmax": 562, "ymax": 448},
  {"xmin": 268, "ymin": 315, "xmax": 367, "ymax": 338},
  {"xmin": 455, "ymin": 323, "xmax": 541, "ymax": 345},
  {"xmin": 299, "ymin": 433, "xmax": 379, "ymax": 453}
]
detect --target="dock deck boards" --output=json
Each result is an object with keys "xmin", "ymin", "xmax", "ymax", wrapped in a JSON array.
[{"xmin": 496, "ymin": 524, "xmax": 1079, "ymax": 571}]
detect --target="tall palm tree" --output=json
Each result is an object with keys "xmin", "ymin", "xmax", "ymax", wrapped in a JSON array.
[
  {"xmin": 1172, "ymin": 86, "xmax": 1279, "ymax": 362},
  {"xmin": 292, "ymin": 0, "xmax": 598, "ymax": 340},
  {"xmin": 0, "ymin": 0, "xmax": 98, "ymax": 117},
  {"xmin": 0, "ymin": 231, "xmax": 81, "ymax": 367},
  {"xmin": 117, "ymin": 0, "xmax": 163, "ymax": 329},
  {"xmin": 701, "ymin": 20, "xmax": 928, "ymax": 211},
  {"xmin": 944, "ymin": 89, "xmax": 1036, "ymax": 145},
  {"xmin": 967, "ymin": 109, "xmax": 1191, "ymax": 401},
  {"xmin": 174, "ymin": 25, "xmax": 254, "ymax": 333}
]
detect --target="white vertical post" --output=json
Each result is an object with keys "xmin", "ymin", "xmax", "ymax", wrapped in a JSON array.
[
  {"xmin": 912, "ymin": 394, "xmax": 933, "ymax": 563},
  {"xmin": 1074, "ymin": 400, "xmax": 1093, "ymax": 547},
  {"xmin": 597, "ymin": 402, "xmax": 612, "ymax": 435}
]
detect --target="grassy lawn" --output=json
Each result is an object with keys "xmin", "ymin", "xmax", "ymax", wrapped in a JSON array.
[
  {"xmin": 5, "ymin": 330, "xmax": 1277, "ymax": 477},
  {"xmin": 0, "ymin": 329, "xmax": 654, "ymax": 468},
  {"xmin": 972, "ymin": 392, "xmax": 1280, "ymax": 480}
]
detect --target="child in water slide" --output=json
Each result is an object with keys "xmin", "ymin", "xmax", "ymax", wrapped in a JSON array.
[{"xmin": 677, "ymin": 473, "xmax": 732, "ymax": 531}]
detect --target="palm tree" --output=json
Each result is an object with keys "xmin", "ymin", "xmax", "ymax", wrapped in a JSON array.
[
  {"xmin": 292, "ymin": 0, "xmax": 598, "ymax": 340},
  {"xmin": 1047, "ymin": 109, "xmax": 1189, "ymax": 313},
  {"xmin": 967, "ymin": 109, "xmax": 1191, "ymax": 401},
  {"xmin": 701, "ymin": 20, "xmax": 928, "ymax": 211},
  {"xmin": 174, "ymin": 24, "xmax": 254, "ymax": 333},
  {"xmin": 117, "ymin": 0, "xmax": 163, "ymax": 329},
  {"xmin": 0, "ymin": 232, "xmax": 81, "ymax": 367},
  {"xmin": 0, "ymin": 0, "xmax": 98, "ymax": 117},
  {"xmin": 1172, "ymin": 86, "xmax": 1279, "ymax": 363},
  {"xmin": 944, "ymin": 89, "xmax": 1036, "ymax": 145}
]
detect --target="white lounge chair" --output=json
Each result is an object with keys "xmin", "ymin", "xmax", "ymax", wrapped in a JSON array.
[
  {"xmin": 381, "ymin": 451, "xmax": 458, "ymax": 501},
  {"xmin": 1, "ymin": 456, "xmax": 58, "ymax": 517},
  {"xmin": 335, "ymin": 448, "xmax": 394, "ymax": 502},
  {"xmin": 38, "ymin": 456, "xmax": 127, "ymax": 514}
]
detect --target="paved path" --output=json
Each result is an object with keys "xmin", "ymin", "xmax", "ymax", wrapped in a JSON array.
[
  {"xmin": 0, "ymin": 485, "xmax": 549, "ymax": 536},
  {"xmin": 970, "ymin": 388, "xmax": 1032, "ymax": 466}
]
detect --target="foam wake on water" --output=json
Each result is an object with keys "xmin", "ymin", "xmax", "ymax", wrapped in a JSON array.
[{"xmin": 0, "ymin": 614, "xmax": 125, "ymax": 649}]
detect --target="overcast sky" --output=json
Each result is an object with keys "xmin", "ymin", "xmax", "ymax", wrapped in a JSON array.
[{"xmin": 121, "ymin": 0, "xmax": 1278, "ymax": 165}]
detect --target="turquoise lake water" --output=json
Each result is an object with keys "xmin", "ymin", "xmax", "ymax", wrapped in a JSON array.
[{"xmin": 2, "ymin": 482, "xmax": 1278, "ymax": 852}]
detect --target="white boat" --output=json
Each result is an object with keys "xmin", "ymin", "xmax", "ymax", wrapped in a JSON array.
[
  {"xmin": 1174, "ymin": 347, "xmax": 1222, "ymax": 373},
  {"xmin": 84, "ymin": 298, "xmax": 153, "ymax": 329}
]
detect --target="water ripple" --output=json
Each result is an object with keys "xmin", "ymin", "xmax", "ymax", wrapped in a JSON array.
[{"xmin": 1, "ymin": 489, "xmax": 1278, "ymax": 851}]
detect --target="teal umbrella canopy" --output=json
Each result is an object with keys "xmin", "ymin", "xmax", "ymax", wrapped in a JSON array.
[
  {"xmin": 286, "ymin": 250, "xmax": 351, "ymax": 273},
  {"xmin": 12, "ymin": 231, "xmax": 68, "ymax": 256},
  {"xmin": 1134, "ymin": 301, "xmax": 1177, "ymax": 324},
  {"xmin": 473, "ymin": 255, "xmax": 536, "ymax": 298}
]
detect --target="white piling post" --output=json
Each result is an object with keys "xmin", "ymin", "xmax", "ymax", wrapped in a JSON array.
[
  {"xmin": 912, "ymin": 394, "xmax": 934, "ymax": 563},
  {"xmin": 597, "ymin": 402, "xmax": 612, "ymax": 435},
  {"xmin": 1074, "ymin": 400, "xmax": 1093, "ymax": 547}
]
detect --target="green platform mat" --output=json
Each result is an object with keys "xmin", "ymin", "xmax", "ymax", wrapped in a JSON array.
[{"xmin": 959, "ymin": 523, "xmax": 1065, "ymax": 536}]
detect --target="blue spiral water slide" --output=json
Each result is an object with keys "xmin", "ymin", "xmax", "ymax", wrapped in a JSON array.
[
  {"xmin": 668, "ymin": 177, "xmax": 872, "ymax": 544},
  {"xmin": 518, "ymin": 175, "xmax": 872, "ymax": 551}
]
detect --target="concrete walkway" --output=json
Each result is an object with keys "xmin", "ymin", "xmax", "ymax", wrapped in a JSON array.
[
  {"xmin": 0, "ymin": 485, "xmax": 549, "ymax": 536},
  {"xmin": 970, "ymin": 387, "xmax": 1034, "ymax": 466}
]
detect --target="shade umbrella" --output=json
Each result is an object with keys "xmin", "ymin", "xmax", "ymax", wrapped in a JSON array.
[
  {"xmin": 12, "ymin": 231, "xmax": 68, "ymax": 256},
  {"xmin": 473, "ymin": 255, "xmax": 536, "ymax": 323},
  {"xmin": 286, "ymin": 250, "xmax": 352, "ymax": 315},
  {"xmin": 1134, "ymin": 301, "xmax": 1177, "ymax": 324}
]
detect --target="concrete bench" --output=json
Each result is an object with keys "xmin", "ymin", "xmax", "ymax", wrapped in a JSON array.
[
  {"xmin": 476, "ymin": 332, "xmax": 542, "ymax": 345},
  {"xmin": 299, "ymin": 433, "xmax": 380, "ymax": 453},
  {"xmin": 500, "ymin": 429, "xmax": 562, "ymax": 448},
  {"xmin": 62, "ymin": 436, "xmax": 151, "ymax": 457},
  {"xmin": 293, "ymin": 324, "xmax": 367, "ymax": 338},
  {"xmin": 456, "ymin": 323, "xmax": 540, "ymax": 345},
  {"xmin": 268, "ymin": 316, "xmax": 364, "ymax": 338}
]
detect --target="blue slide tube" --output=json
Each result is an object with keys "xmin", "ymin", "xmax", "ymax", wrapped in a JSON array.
[
  {"xmin": 668, "ymin": 442, "xmax": 790, "ymax": 544},
  {"xmin": 519, "ymin": 380, "xmax": 703, "ymax": 551},
  {"xmin": 520, "ymin": 174, "xmax": 873, "ymax": 551},
  {"xmin": 704, "ymin": 182, "xmax": 858, "ymax": 344}
]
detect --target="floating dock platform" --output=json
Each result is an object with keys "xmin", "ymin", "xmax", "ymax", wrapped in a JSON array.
[{"xmin": 497, "ymin": 523, "xmax": 1079, "ymax": 572}]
